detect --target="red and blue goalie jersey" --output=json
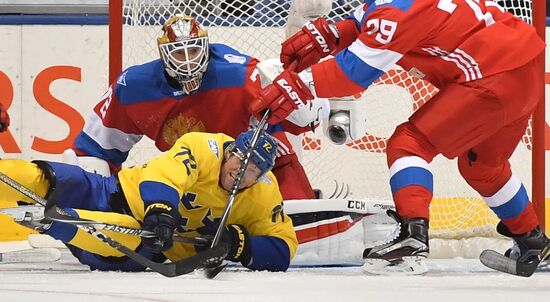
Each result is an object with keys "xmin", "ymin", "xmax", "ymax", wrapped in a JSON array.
[
  {"xmin": 312, "ymin": 0, "xmax": 544, "ymax": 97},
  {"xmin": 73, "ymin": 44, "xmax": 261, "ymax": 168}
]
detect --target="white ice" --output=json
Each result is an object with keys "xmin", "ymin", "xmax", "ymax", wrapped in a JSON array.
[{"xmin": 1, "ymin": 251, "xmax": 549, "ymax": 302}]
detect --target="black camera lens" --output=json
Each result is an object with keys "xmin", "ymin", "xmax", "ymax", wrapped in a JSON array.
[{"xmin": 328, "ymin": 125, "xmax": 347, "ymax": 145}]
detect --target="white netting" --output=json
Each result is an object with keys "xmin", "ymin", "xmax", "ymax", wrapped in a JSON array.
[{"xmin": 119, "ymin": 0, "xmax": 535, "ymax": 243}]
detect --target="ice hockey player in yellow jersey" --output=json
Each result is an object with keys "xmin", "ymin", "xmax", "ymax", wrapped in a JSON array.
[{"xmin": 0, "ymin": 130, "xmax": 297, "ymax": 272}]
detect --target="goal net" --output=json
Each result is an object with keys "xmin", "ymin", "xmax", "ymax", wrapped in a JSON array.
[{"xmin": 112, "ymin": 0, "xmax": 544, "ymax": 256}]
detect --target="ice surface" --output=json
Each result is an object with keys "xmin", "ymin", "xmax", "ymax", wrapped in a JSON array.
[{"xmin": 1, "ymin": 250, "xmax": 549, "ymax": 302}]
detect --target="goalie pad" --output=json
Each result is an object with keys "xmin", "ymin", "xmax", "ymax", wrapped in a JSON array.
[
  {"xmin": 62, "ymin": 148, "xmax": 111, "ymax": 176},
  {"xmin": 285, "ymin": 198, "xmax": 396, "ymax": 266}
]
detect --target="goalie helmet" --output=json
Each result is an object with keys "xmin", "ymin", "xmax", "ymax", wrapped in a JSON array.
[
  {"xmin": 157, "ymin": 15, "xmax": 209, "ymax": 94},
  {"xmin": 234, "ymin": 130, "xmax": 278, "ymax": 177}
]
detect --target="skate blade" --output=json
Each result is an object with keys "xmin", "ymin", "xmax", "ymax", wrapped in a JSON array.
[
  {"xmin": 0, "ymin": 248, "xmax": 61, "ymax": 264},
  {"xmin": 0, "ymin": 205, "xmax": 45, "ymax": 222},
  {"xmin": 362, "ymin": 256, "xmax": 428, "ymax": 275}
]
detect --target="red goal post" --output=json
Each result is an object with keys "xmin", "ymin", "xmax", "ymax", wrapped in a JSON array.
[{"xmin": 107, "ymin": 0, "xmax": 546, "ymax": 237}]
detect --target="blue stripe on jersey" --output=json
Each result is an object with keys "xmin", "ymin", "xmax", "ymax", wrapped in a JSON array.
[
  {"xmin": 390, "ymin": 167, "xmax": 433, "ymax": 193},
  {"xmin": 73, "ymin": 132, "xmax": 129, "ymax": 167},
  {"xmin": 46, "ymin": 221, "xmax": 77, "ymax": 243},
  {"xmin": 335, "ymin": 49, "xmax": 385, "ymax": 89},
  {"xmin": 116, "ymin": 44, "xmax": 252, "ymax": 105},
  {"xmin": 247, "ymin": 236, "xmax": 291, "ymax": 271},
  {"xmin": 490, "ymin": 185, "xmax": 529, "ymax": 219},
  {"xmin": 346, "ymin": 15, "xmax": 362, "ymax": 30},
  {"xmin": 46, "ymin": 207, "xmax": 80, "ymax": 242},
  {"xmin": 139, "ymin": 181, "xmax": 181, "ymax": 209},
  {"xmin": 115, "ymin": 60, "xmax": 179, "ymax": 105},
  {"xmin": 363, "ymin": 0, "xmax": 415, "ymax": 22},
  {"xmin": 199, "ymin": 43, "xmax": 251, "ymax": 91}
]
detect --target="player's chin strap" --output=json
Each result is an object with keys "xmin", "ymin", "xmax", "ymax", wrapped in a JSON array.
[{"xmin": 0, "ymin": 171, "xmax": 226, "ymax": 277}]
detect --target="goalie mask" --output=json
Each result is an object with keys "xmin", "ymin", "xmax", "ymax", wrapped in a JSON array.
[{"xmin": 157, "ymin": 15, "xmax": 209, "ymax": 94}]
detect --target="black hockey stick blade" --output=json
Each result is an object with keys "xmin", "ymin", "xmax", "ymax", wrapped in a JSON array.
[
  {"xmin": 167, "ymin": 245, "xmax": 229, "ymax": 277},
  {"xmin": 480, "ymin": 247, "xmax": 550, "ymax": 277},
  {"xmin": 480, "ymin": 249, "xmax": 521, "ymax": 276},
  {"xmin": 97, "ymin": 230, "xmax": 228, "ymax": 277},
  {"xmin": 205, "ymin": 262, "xmax": 228, "ymax": 279}
]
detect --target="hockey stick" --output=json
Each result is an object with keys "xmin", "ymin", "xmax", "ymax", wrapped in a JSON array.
[
  {"xmin": 39, "ymin": 209, "xmax": 209, "ymax": 245},
  {"xmin": 0, "ymin": 173, "xmax": 209, "ymax": 245},
  {"xmin": 204, "ymin": 108, "xmax": 272, "ymax": 279},
  {"xmin": 44, "ymin": 206, "xmax": 227, "ymax": 277},
  {"xmin": 0, "ymin": 171, "xmax": 225, "ymax": 277},
  {"xmin": 205, "ymin": 61, "xmax": 300, "ymax": 279},
  {"xmin": 480, "ymin": 244, "xmax": 550, "ymax": 277}
]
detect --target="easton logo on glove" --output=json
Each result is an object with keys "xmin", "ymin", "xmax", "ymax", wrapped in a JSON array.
[
  {"xmin": 229, "ymin": 224, "xmax": 247, "ymax": 259},
  {"xmin": 145, "ymin": 203, "xmax": 172, "ymax": 214},
  {"xmin": 276, "ymin": 78, "xmax": 306, "ymax": 108},
  {"xmin": 305, "ymin": 22, "xmax": 330, "ymax": 53}
]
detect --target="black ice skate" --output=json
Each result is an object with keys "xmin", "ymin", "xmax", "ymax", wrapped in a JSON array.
[
  {"xmin": 362, "ymin": 210, "xmax": 429, "ymax": 275},
  {"xmin": 480, "ymin": 222, "xmax": 550, "ymax": 277}
]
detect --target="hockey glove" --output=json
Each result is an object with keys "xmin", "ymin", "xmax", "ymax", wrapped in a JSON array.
[
  {"xmin": 281, "ymin": 18, "xmax": 338, "ymax": 73},
  {"xmin": 142, "ymin": 202, "xmax": 176, "ymax": 253},
  {"xmin": 249, "ymin": 69, "xmax": 314, "ymax": 125},
  {"xmin": 0, "ymin": 103, "xmax": 10, "ymax": 132},
  {"xmin": 196, "ymin": 223, "xmax": 252, "ymax": 265}
]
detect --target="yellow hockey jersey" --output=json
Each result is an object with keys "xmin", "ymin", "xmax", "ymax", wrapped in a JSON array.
[{"xmin": 117, "ymin": 132, "xmax": 297, "ymax": 267}]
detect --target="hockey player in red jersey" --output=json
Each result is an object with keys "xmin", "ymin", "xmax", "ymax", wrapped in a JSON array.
[
  {"xmin": 250, "ymin": 0, "xmax": 548, "ymax": 275},
  {"xmin": 69, "ymin": 15, "xmax": 317, "ymax": 201}
]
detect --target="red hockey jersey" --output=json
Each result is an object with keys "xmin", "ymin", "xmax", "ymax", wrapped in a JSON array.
[
  {"xmin": 73, "ymin": 44, "xmax": 261, "ymax": 167},
  {"xmin": 312, "ymin": 0, "xmax": 544, "ymax": 97}
]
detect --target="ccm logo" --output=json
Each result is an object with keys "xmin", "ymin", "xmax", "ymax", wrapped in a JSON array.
[
  {"xmin": 276, "ymin": 79, "xmax": 305, "ymax": 108},
  {"xmin": 305, "ymin": 22, "xmax": 330, "ymax": 53},
  {"xmin": 347, "ymin": 200, "xmax": 366, "ymax": 210}
]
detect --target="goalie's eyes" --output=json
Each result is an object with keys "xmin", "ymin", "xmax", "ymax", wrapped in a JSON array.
[{"xmin": 171, "ymin": 48, "xmax": 201, "ymax": 62}]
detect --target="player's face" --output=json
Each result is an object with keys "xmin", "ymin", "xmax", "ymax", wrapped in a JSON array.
[
  {"xmin": 220, "ymin": 151, "xmax": 262, "ymax": 191},
  {"xmin": 171, "ymin": 46, "xmax": 202, "ymax": 73}
]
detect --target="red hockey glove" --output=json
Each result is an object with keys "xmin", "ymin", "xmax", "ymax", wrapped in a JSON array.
[
  {"xmin": 0, "ymin": 103, "xmax": 10, "ymax": 132},
  {"xmin": 249, "ymin": 70, "xmax": 314, "ymax": 125},
  {"xmin": 281, "ymin": 18, "xmax": 338, "ymax": 73}
]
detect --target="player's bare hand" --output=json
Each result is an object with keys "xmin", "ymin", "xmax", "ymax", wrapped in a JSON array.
[
  {"xmin": 249, "ymin": 70, "xmax": 314, "ymax": 125},
  {"xmin": 281, "ymin": 18, "xmax": 338, "ymax": 73}
]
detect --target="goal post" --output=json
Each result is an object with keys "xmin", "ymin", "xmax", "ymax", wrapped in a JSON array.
[
  {"xmin": 107, "ymin": 0, "xmax": 547, "ymax": 247},
  {"xmin": 531, "ymin": 0, "xmax": 546, "ymax": 231}
]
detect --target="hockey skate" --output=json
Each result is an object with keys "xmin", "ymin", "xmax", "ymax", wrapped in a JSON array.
[
  {"xmin": 0, "ymin": 205, "xmax": 61, "ymax": 264},
  {"xmin": 362, "ymin": 210, "xmax": 429, "ymax": 275},
  {"xmin": 0, "ymin": 204, "xmax": 52, "ymax": 232},
  {"xmin": 480, "ymin": 222, "xmax": 550, "ymax": 277}
]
